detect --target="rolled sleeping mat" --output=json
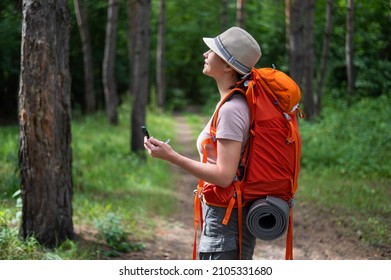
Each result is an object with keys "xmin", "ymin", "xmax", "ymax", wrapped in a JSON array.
[{"xmin": 246, "ymin": 196, "xmax": 290, "ymax": 241}]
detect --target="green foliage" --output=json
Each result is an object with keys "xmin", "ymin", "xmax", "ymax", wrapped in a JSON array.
[
  {"xmin": 43, "ymin": 240, "xmax": 83, "ymax": 260},
  {"xmin": 0, "ymin": 205, "xmax": 86, "ymax": 260},
  {"xmin": 326, "ymin": 0, "xmax": 391, "ymax": 98},
  {"xmin": 246, "ymin": 0, "xmax": 287, "ymax": 70},
  {"xmin": 0, "ymin": 102, "xmax": 177, "ymax": 259},
  {"xmin": 165, "ymin": 88, "xmax": 189, "ymax": 111},
  {"xmin": 1, "ymin": 97, "xmax": 391, "ymax": 257},
  {"xmin": 0, "ymin": 3, "xmax": 22, "ymax": 121},
  {"xmin": 163, "ymin": 0, "xmax": 221, "ymax": 107},
  {"xmin": 299, "ymin": 95, "xmax": 391, "ymax": 247},
  {"xmin": 0, "ymin": 191, "xmax": 92, "ymax": 260},
  {"xmin": 71, "ymin": 103, "xmax": 177, "ymax": 245},
  {"xmin": 0, "ymin": 126, "xmax": 19, "ymax": 198},
  {"xmin": 95, "ymin": 212, "xmax": 144, "ymax": 257},
  {"xmin": 0, "ymin": 226, "xmax": 42, "ymax": 260},
  {"xmin": 299, "ymin": 170, "xmax": 391, "ymax": 247},
  {"xmin": 1, "ymin": 0, "xmax": 390, "ymax": 117},
  {"xmin": 300, "ymin": 95, "xmax": 391, "ymax": 178}
]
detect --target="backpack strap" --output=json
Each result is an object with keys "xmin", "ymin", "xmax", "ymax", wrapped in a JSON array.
[
  {"xmin": 193, "ymin": 184, "xmax": 202, "ymax": 260},
  {"xmin": 284, "ymin": 118, "xmax": 300, "ymax": 260},
  {"xmin": 193, "ymin": 136, "xmax": 214, "ymax": 260},
  {"xmin": 285, "ymin": 207, "xmax": 294, "ymax": 260},
  {"xmin": 192, "ymin": 86, "xmax": 248, "ymax": 260},
  {"xmin": 234, "ymin": 180, "xmax": 243, "ymax": 259}
]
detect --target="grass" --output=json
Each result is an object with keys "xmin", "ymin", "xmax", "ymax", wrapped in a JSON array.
[
  {"xmin": 183, "ymin": 113, "xmax": 207, "ymax": 138},
  {"xmin": 0, "ymin": 102, "xmax": 177, "ymax": 259},
  {"xmin": 299, "ymin": 169, "xmax": 391, "ymax": 247},
  {"xmin": 0, "ymin": 96, "xmax": 390, "ymax": 259},
  {"xmin": 298, "ymin": 95, "xmax": 391, "ymax": 248}
]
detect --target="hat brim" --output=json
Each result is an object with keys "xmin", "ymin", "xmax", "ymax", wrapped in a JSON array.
[{"xmin": 203, "ymin": 37, "xmax": 248, "ymax": 75}]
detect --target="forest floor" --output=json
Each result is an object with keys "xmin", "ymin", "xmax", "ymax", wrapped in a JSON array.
[{"xmin": 87, "ymin": 115, "xmax": 389, "ymax": 260}]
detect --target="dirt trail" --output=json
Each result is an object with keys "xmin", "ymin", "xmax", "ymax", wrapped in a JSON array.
[{"xmin": 126, "ymin": 115, "xmax": 389, "ymax": 260}]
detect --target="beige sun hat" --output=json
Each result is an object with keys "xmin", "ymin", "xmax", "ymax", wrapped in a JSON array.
[{"xmin": 203, "ymin": 26, "xmax": 262, "ymax": 75}]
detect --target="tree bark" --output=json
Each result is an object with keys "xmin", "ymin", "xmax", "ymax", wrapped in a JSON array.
[
  {"xmin": 102, "ymin": 0, "xmax": 119, "ymax": 125},
  {"xmin": 285, "ymin": 0, "xmax": 291, "ymax": 54},
  {"xmin": 129, "ymin": 0, "xmax": 151, "ymax": 153},
  {"xmin": 303, "ymin": 0, "xmax": 315, "ymax": 120},
  {"xmin": 346, "ymin": 0, "xmax": 355, "ymax": 94},
  {"xmin": 236, "ymin": 0, "xmax": 246, "ymax": 28},
  {"xmin": 74, "ymin": 0, "xmax": 96, "ymax": 114},
  {"xmin": 287, "ymin": 0, "xmax": 305, "ymax": 86},
  {"xmin": 315, "ymin": 0, "xmax": 334, "ymax": 116},
  {"xmin": 126, "ymin": 0, "xmax": 136, "ymax": 98},
  {"xmin": 221, "ymin": 0, "xmax": 228, "ymax": 32},
  {"xmin": 18, "ymin": 0, "xmax": 73, "ymax": 247},
  {"xmin": 156, "ymin": 0, "xmax": 166, "ymax": 109}
]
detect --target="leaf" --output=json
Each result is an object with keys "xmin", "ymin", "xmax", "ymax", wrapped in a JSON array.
[{"xmin": 12, "ymin": 189, "xmax": 21, "ymax": 198}]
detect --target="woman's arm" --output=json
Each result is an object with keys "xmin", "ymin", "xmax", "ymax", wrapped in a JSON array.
[{"xmin": 144, "ymin": 137, "xmax": 241, "ymax": 187}]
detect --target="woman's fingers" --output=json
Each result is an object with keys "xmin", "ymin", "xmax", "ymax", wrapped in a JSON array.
[{"xmin": 144, "ymin": 137, "xmax": 170, "ymax": 159}]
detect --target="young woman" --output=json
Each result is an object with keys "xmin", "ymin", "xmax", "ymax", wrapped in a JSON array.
[{"xmin": 144, "ymin": 26, "xmax": 262, "ymax": 260}]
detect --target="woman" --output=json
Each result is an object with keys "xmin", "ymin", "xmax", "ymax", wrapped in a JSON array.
[{"xmin": 144, "ymin": 26, "xmax": 262, "ymax": 260}]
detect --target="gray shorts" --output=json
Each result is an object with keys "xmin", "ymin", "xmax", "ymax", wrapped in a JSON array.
[
  {"xmin": 199, "ymin": 250, "xmax": 240, "ymax": 260},
  {"xmin": 198, "ymin": 201, "xmax": 256, "ymax": 260}
]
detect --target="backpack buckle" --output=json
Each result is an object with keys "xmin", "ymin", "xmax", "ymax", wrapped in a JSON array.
[
  {"xmin": 288, "ymin": 198, "xmax": 295, "ymax": 207},
  {"xmin": 237, "ymin": 164, "xmax": 245, "ymax": 181}
]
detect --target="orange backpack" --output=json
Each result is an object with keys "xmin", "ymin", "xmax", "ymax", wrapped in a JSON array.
[{"xmin": 193, "ymin": 67, "xmax": 303, "ymax": 260}]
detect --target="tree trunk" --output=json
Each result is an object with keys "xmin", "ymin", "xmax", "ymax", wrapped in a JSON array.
[
  {"xmin": 236, "ymin": 0, "xmax": 246, "ymax": 28},
  {"xmin": 18, "ymin": 0, "xmax": 73, "ymax": 247},
  {"xmin": 14, "ymin": 0, "xmax": 23, "ymax": 11},
  {"xmin": 102, "ymin": 0, "xmax": 119, "ymax": 125},
  {"xmin": 303, "ymin": 0, "xmax": 315, "ymax": 120},
  {"xmin": 130, "ymin": 0, "xmax": 151, "ymax": 153},
  {"xmin": 126, "ymin": 0, "xmax": 136, "ymax": 97},
  {"xmin": 221, "ymin": 0, "xmax": 228, "ymax": 32},
  {"xmin": 74, "ymin": 0, "xmax": 96, "ymax": 114},
  {"xmin": 285, "ymin": 0, "xmax": 291, "ymax": 54},
  {"xmin": 315, "ymin": 0, "xmax": 334, "ymax": 116},
  {"xmin": 346, "ymin": 0, "xmax": 355, "ymax": 94},
  {"xmin": 287, "ymin": 0, "xmax": 305, "ymax": 87},
  {"xmin": 156, "ymin": 0, "xmax": 166, "ymax": 109}
]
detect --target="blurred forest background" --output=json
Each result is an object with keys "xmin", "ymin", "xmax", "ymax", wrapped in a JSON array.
[
  {"xmin": 0, "ymin": 0, "xmax": 390, "ymax": 259},
  {"xmin": 1, "ymin": 0, "xmax": 389, "ymax": 122}
]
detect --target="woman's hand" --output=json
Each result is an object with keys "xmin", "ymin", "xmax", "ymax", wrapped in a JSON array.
[
  {"xmin": 144, "ymin": 136, "xmax": 242, "ymax": 188},
  {"xmin": 144, "ymin": 137, "xmax": 176, "ymax": 162}
]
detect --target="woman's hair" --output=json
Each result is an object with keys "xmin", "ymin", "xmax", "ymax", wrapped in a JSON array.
[{"xmin": 229, "ymin": 71, "xmax": 245, "ymax": 90}]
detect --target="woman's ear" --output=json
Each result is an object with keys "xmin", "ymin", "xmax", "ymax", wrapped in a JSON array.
[{"xmin": 224, "ymin": 64, "xmax": 235, "ymax": 73}]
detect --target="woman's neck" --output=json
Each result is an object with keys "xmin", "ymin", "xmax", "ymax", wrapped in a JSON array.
[{"xmin": 215, "ymin": 73, "xmax": 239, "ymax": 100}]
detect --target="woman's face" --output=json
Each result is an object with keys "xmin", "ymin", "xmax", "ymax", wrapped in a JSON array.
[{"xmin": 202, "ymin": 50, "xmax": 228, "ymax": 78}]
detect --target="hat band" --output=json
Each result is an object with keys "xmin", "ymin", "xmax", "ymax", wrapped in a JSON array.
[{"xmin": 214, "ymin": 36, "xmax": 251, "ymax": 74}]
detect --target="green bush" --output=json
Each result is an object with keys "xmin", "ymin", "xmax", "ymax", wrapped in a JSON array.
[
  {"xmin": 300, "ymin": 95, "xmax": 391, "ymax": 178},
  {"xmin": 95, "ymin": 212, "xmax": 144, "ymax": 257},
  {"xmin": 0, "ymin": 126, "xmax": 19, "ymax": 198},
  {"xmin": 0, "ymin": 103, "xmax": 176, "ymax": 259},
  {"xmin": 299, "ymin": 95, "xmax": 391, "ymax": 247}
]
